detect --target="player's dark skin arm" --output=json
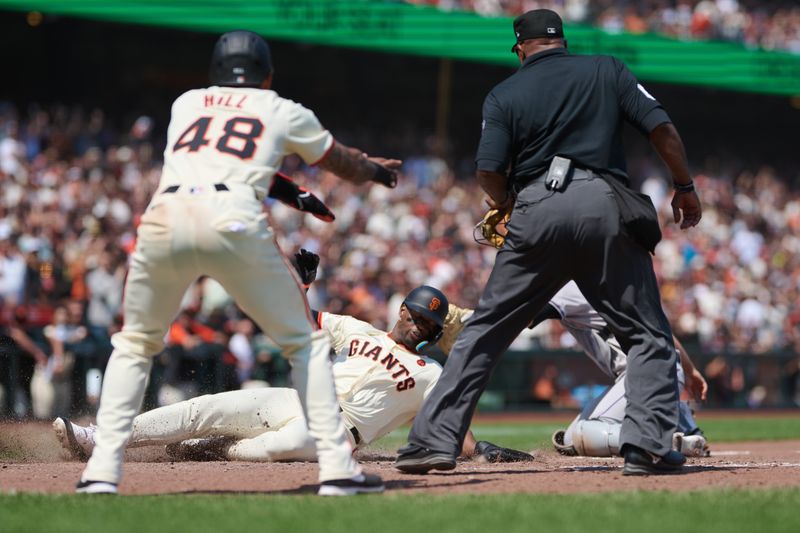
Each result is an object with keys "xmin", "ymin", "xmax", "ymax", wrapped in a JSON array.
[
  {"xmin": 318, "ymin": 142, "xmax": 401, "ymax": 187},
  {"xmin": 262, "ymin": 74, "xmax": 399, "ymax": 188},
  {"xmin": 649, "ymin": 122, "xmax": 702, "ymax": 229},
  {"xmin": 477, "ymin": 169, "xmax": 514, "ymax": 211}
]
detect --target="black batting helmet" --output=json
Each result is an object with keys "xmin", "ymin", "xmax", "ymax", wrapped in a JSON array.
[
  {"xmin": 403, "ymin": 286, "xmax": 449, "ymax": 350},
  {"xmin": 209, "ymin": 30, "xmax": 273, "ymax": 87}
]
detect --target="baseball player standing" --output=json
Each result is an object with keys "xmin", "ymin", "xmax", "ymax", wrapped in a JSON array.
[{"xmin": 78, "ymin": 31, "xmax": 399, "ymax": 496}]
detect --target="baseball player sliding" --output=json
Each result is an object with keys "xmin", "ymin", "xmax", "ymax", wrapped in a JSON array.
[
  {"xmin": 77, "ymin": 31, "xmax": 401, "ymax": 496},
  {"xmin": 55, "ymin": 252, "xmax": 531, "ymax": 470},
  {"xmin": 441, "ymin": 280, "xmax": 710, "ymax": 458}
]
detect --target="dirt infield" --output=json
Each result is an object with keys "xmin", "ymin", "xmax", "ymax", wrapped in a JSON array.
[{"xmin": 2, "ymin": 421, "xmax": 800, "ymax": 495}]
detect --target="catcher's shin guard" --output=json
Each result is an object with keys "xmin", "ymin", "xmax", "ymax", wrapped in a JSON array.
[{"xmin": 571, "ymin": 419, "xmax": 621, "ymax": 457}]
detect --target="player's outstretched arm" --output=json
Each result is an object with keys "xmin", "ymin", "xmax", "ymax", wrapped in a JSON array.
[
  {"xmin": 674, "ymin": 334, "xmax": 708, "ymax": 402},
  {"xmin": 318, "ymin": 141, "xmax": 401, "ymax": 188},
  {"xmin": 438, "ymin": 304, "xmax": 474, "ymax": 355}
]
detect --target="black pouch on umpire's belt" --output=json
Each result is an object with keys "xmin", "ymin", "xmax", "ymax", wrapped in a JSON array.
[{"xmin": 599, "ymin": 174, "xmax": 662, "ymax": 255}]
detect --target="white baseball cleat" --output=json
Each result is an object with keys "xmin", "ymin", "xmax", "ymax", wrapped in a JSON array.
[
  {"xmin": 53, "ymin": 417, "xmax": 96, "ymax": 461},
  {"xmin": 318, "ymin": 473, "xmax": 385, "ymax": 496},
  {"xmin": 76, "ymin": 479, "xmax": 118, "ymax": 495}
]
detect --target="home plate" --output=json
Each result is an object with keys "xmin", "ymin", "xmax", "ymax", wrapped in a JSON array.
[{"xmin": 710, "ymin": 450, "xmax": 751, "ymax": 456}]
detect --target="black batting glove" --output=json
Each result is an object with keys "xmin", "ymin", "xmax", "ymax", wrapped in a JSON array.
[
  {"xmin": 268, "ymin": 172, "xmax": 335, "ymax": 222},
  {"xmin": 371, "ymin": 163, "xmax": 398, "ymax": 188},
  {"xmin": 292, "ymin": 249, "xmax": 320, "ymax": 288}
]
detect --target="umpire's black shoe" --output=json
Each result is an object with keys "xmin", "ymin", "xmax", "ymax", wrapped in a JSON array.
[
  {"xmin": 622, "ymin": 444, "xmax": 686, "ymax": 476},
  {"xmin": 318, "ymin": 473, "xmax": 385, "ymax": 496},
  {"xmin": 394, "ymin": 443, "xmax": 457, "ymax": 474}
]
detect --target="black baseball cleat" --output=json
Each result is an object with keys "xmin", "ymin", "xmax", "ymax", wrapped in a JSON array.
[
  {"xmin": 76, "ymin": 479, "xmax": 118, "ymax": 494},
  {"xmin": 622, "ymin": 444, "xmax": 686, "ymax": 476},
  {"xmin": 318, "ymin": 473, "xmax": 385, "ymax": 496},
  {"xmin": 394, "ymin": 443, "xmax": 457, "ymax": 474}
]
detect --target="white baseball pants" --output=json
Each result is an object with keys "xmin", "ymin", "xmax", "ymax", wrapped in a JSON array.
[
  {"xmin": 82, "ymin": 186, "xmax": 358, "ymax": 484},
  {"xmin": 127, "ymin": 388, "xmax": 317, "ymax": 461}
]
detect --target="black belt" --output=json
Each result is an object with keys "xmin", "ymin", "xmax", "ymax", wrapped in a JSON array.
[
  {"xmin": 512, "ymin": 166, "xmax": 596, "ymax": 194},
  {"xmin": 349, "ymin": 425, "xmax": 362, "ymax": 446},
  {"xmin": 162, "ymin": 183, "xmax": 229, "ymax": 194},
  {"xmin": 339, "ymin": 407, "xmax": 361, "ymax": 445}
]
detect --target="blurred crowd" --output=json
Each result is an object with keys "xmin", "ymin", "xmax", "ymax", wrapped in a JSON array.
[
  {"xmin": 1, "ymin": 102, "xmax": 798, "ymax": 418},
  {"xmin": 411, "ymin": 0, "xmax": 800, "ymax": 54}
]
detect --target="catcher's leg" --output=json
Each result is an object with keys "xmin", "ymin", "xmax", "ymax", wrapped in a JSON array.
[
  {"xmin": 575, "ymin": 249, "xmax": 679, "ymax": 455},
  {"xmin": 81, "ymin": 237, "xmax": 193, "ymax": 486},
  {"xmin": 563, "ymin": 376, "xmax": 627, "ymax": 456},
  {"xmin": 208, "ymin": 230, "xmax": 358, "ymax": 482}
]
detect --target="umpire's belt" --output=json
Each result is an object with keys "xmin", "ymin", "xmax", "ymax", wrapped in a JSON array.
[
  {"xmin": 161, "ymin": 183, "xmax": 229, "ymax": 194},
  {"xmin": 512, "ymin": 166, "xmax": 595, "ymax": 194}
]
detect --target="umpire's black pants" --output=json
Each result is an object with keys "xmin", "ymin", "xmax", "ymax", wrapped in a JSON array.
[{"xmin": 408, "ymin": 175, "xmax": 679, "ymax": 456}]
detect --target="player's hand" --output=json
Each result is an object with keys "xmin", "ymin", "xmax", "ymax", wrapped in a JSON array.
[
  {"xmin": 367, "ymin": 156, "xmax": 401, "ymax": 188},
  {"xmin": 686, "ymin": 366, "xmax": 708, "ymax": 402},
  {"xmin": 439, "ymin": 304, "xmax": 473, "ymax": 355},
  {"xmin": 671, "ymin": 189, "xmax": 701, "ymax": 229},
  {"xmin": 485, "ymin": 194, "xmax": 513, "ymax": 213},
  {"xmin": 292, "ymin": 249, "xmax": 320, "ymax": 287},
  {"xmin": 474, "ymin": 440, "xmax": 533, "ymax": 463}
]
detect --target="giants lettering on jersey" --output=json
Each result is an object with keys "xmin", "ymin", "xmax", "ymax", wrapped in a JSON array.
[{"xmin": 348, "ymin": 339, "xmax": 416, "ymax": 392}]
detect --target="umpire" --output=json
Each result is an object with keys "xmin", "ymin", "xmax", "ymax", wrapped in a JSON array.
[{"xmin": 395, "ymin": 9, "xmax": 701, "ymax": 476}]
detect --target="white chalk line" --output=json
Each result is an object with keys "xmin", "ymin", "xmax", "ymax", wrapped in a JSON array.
[
  {"xmin": 559, "ymin": 461, "xmax": 800, "ymax": 471},
  {"xmin": 709, "ymin": 450, "xmax": 750, "ymax": 456}
]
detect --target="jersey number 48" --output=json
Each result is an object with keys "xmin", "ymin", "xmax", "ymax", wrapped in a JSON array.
[{"xmin": 172, "ymin": 116, "xmax": 264, "ymax": 160}]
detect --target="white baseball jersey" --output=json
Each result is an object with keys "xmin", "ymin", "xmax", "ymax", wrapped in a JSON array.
[
  {"xmin": 161, "ymin": 86, "xmax": 333, "ymax": 197},
  {"xmin": 549, "ymin": 281, "xmax": 627, "ymax": 379},
  {"xmin": 320, "ymin": 312, "xmax": 443, "ymax": 445}
]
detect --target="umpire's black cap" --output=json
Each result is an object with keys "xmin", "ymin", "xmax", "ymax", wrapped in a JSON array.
[{"xmin": 511, "ymin": 9, "xmax": 564, "ymax": 51}]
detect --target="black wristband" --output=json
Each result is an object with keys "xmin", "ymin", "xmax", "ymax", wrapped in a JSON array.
[
  {"xmin": 673, "ymin": 180, "xmax": 695, "ymax": 194},
  {"xmin": 371, "ymin": 163, "xmax": 397, "ymax": 188}
]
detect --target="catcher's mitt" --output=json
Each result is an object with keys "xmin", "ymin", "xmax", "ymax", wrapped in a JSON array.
[
  {"xmin": 475, "ymin": 440, "xmax": 534, "ymax": 463},
  {"xmin": 474, "ymin": 208, "xmax": 510, "ymax": 249},
  {"xmin": 438, "ymin": 304, "xmax": 474, "ymax": 355}
]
